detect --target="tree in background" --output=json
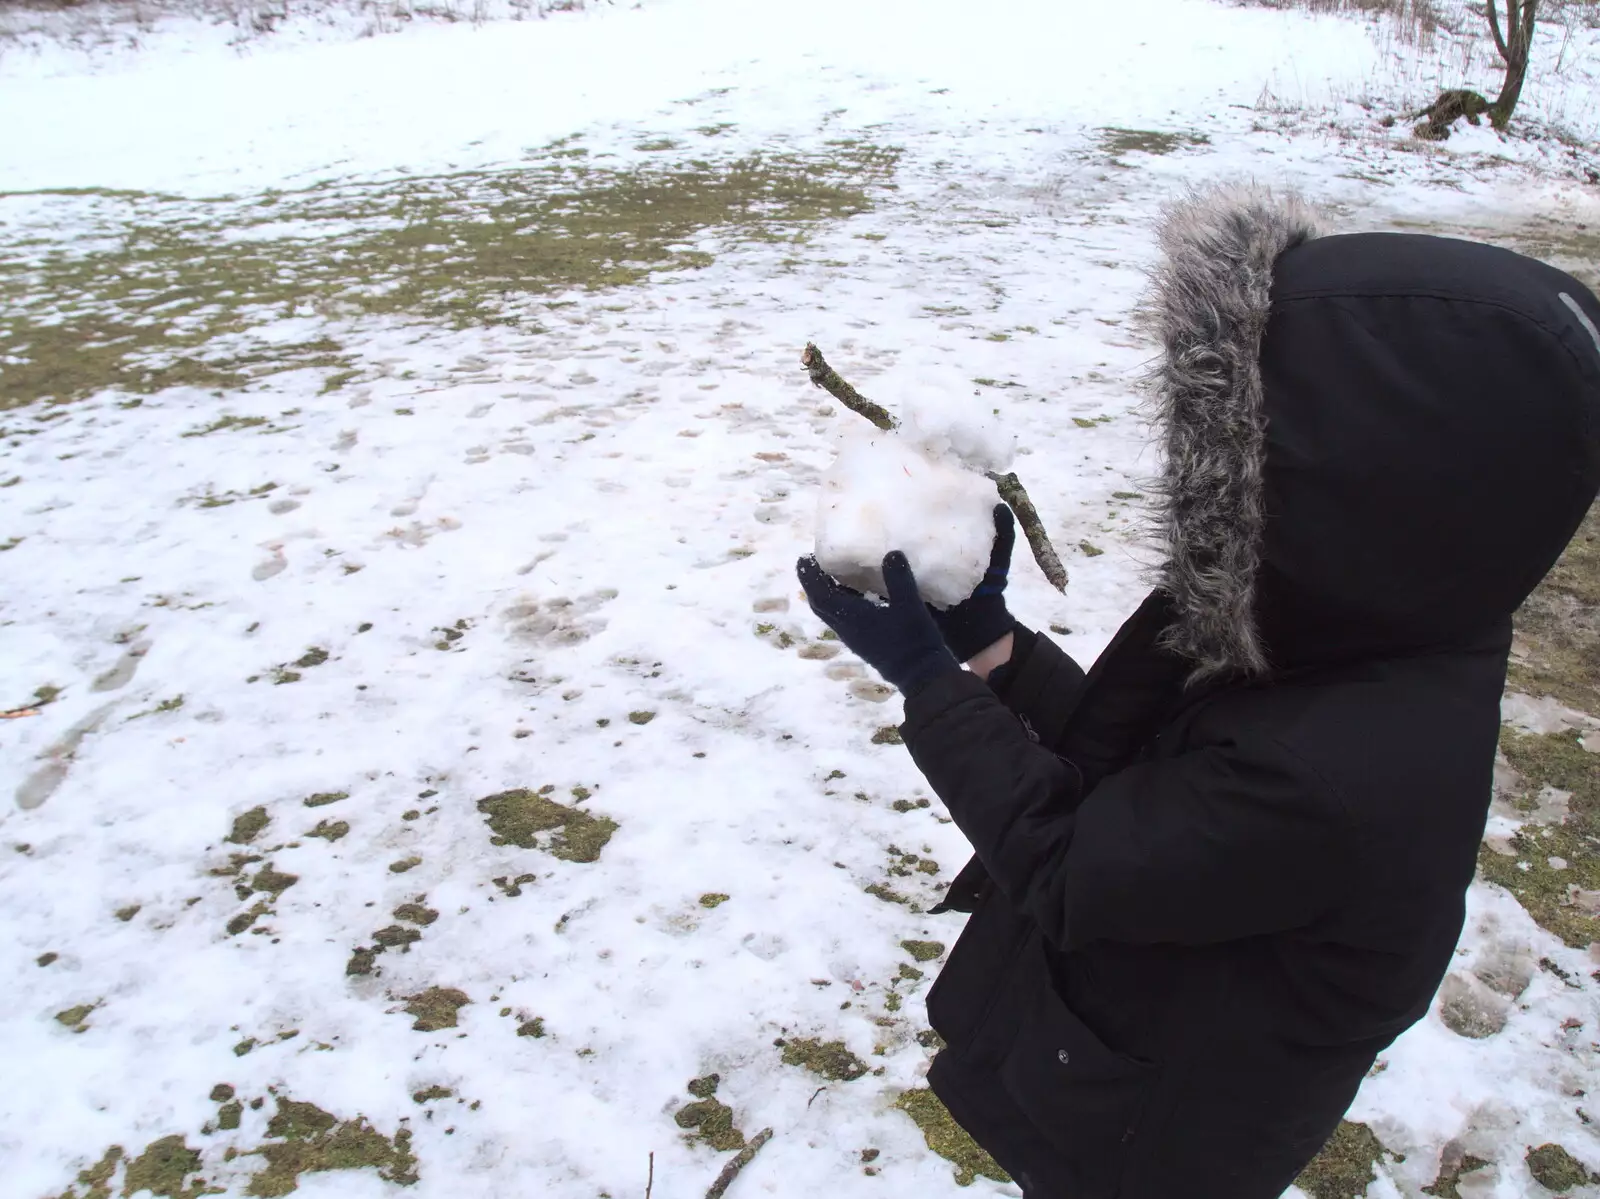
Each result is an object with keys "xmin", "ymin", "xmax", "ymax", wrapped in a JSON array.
[
  {"xmin": 1414, "ymin": 0, "xmax": 1541, "ymax": 138},
  {"xmin": 1487, "ymin": 0, "xmax": 1541, "ymax": 128}
]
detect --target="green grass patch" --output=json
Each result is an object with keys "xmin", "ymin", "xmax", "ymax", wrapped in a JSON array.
[
  {"xmin": 894, "ymin": 1087, "xmax": 1010, "ymax": 1187},
  {"xmin": 404, "ymin": 987, "xmax": 470, "ymax": 1032},
  {"xmin": 1507, "ymin": 499, "xmax": 1598, "ymax": 715},
  {"xmin": 0, "ymin": 141, "xmax": 899, "ymax": 409},
  {"xmin": 674, "ymin": 1097, "xmax": 745, "ymax": 1151},
  {"xmin": 477, "ymin": 786, "xmax": 617, "ymax": 863},
  {"xmin": 1295, "ymin": 1121, "xmax": 1393, "ymax": 1199},
  {"xmin": 1477, "ymin": 727, "xmax": 1600, "ymax": 948},
  {"xmin": 1097, "ymin": 127, "xmax": 1211, "ymax": 161},
  {"xmin": 123, "ymin": 1135, "xmax": 213, "ymax": 1198},
  {"xmin": 225, "ymin": 806, "xmax": 270, "ymax": 846},
  {"xmin": 1525, "ymin": 1143, "xmax": 1598, "ymax": 1190},
  {"xmin": 777, "ymin": 1037, "xmax": 867, "ymax": 1081},
  {"xmin": 247, "ymin": 1098, "xmax": 418, "ymax": 1196}
]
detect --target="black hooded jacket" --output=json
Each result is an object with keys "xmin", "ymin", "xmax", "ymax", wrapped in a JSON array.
[{"xmin": 901, "ymin": 188, "xmax": 1600, "ymax": 1199}]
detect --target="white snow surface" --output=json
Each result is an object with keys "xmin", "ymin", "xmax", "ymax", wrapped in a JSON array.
[{"xmin": 2, "ymin": 1, "xmax": 1600, "ymax": 1197}]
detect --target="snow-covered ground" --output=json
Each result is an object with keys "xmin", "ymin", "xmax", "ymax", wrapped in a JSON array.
[{"xmin": 3, "ymin": 2, "xmax": 1599, "ymax": 1197}]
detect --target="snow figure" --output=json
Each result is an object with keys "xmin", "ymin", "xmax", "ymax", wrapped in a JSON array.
[{"xmin": 813, "ymin": 369, "xmax": 1015, "ymax": 610}]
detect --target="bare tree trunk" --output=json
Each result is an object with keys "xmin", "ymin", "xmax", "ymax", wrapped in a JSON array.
[{"xmin": 1488, "ymin": 0, "xmax": 1540, "ymax": 130}]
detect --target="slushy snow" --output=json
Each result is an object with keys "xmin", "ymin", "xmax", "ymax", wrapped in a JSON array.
[
  {"xmin": 814, "ymin": 375, "xmax": 1015, "ymax": 608},
  {"xmin": 3, "ymin": 0, "xmax": 1600, "ymax": 1197}
]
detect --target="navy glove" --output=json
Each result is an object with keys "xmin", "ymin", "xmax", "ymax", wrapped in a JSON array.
[
  {"xmin": 797, "ymin": 551, "xmax": 960, "ymax": 697},
  {"xmin": 930, "ymin": 504, "xmax": 1019, "ymax": 662}
]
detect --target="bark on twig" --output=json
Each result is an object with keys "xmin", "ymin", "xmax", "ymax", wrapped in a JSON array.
[
  {"xmin": 705, "ymin": 1128, "xmax": 773, "ymax": 1199},
  {"xmin": 988, "ymin": 470, "xmax": 1068, "ymax": 592},
  {"xmin": 645, "ymin": 1152, "xmax": 654, "ymax": 1199},
  {"xmin": 799, "ymin": 343, "xmax": 1068, "ymax": 593},
  {"xmin": 801, "ymin": 343, "xmax": 897, "ymax": 431}
]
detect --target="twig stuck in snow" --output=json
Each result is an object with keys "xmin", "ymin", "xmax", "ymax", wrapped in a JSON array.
[
  {"xmin": 799, "ymin": 343, "xmax": 1068, "ymax": 593},
  {"xmin": 705, "ymin": 1127, "xmax": 773, "ymax": 1199},
  {"xmin": 801, "ymin": 343, "xmax": 897, "ymax": 431},
  {"xmin": 645, "ymin": 1151, "xmax": 654, "ymax": 1199},
  {"xmin": 988, "ymin": 471, "xmax": 1069, "ymax": 592}
]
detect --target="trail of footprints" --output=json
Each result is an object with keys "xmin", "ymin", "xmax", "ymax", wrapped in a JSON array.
[{"xmin": 751, "ymin": 595, "xmax": 894, "ymax": 703}]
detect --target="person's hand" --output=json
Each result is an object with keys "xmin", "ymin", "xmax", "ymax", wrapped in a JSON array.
[
  {"xmin": 929, "ymin": 504, "xmax": 1019, "ymax": 663},
  {"xmin": 796, "ymin": 551, "xmax": 959, "ymax": 696}
]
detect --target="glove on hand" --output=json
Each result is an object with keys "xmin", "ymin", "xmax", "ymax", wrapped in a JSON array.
[
  {"xmin": 930, "ymin": 503, "xmax": 1019, "ymax": 662},
  {"xmin": 796, "ymin": 551, "xmax": 960, "ymax": 697}
]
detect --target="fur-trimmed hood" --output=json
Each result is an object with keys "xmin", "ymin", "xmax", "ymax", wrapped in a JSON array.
[{"xmin": 1139, "ymin": 185, "xmax": 1600, "ymax": 682}]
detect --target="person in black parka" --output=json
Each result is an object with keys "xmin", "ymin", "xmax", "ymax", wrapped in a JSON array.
[{"xmin": 797, "ymin": 184, "xmax": 1600, "ymax": 1199}]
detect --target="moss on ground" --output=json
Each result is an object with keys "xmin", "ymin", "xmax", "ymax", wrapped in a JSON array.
[
  {"xmin": 404, "ymin": 987, "xmax": 470, "ymax": 1032},
  {"xmin": 687, "ymin": 1074, "xmax": 720, "ymax": 1099},
  {"xmin": 477, "ymin": 788, "xmax": 617, "ymax": 863},
  {"xmin": 516, "ymin": 1017, "xmax": 546, "ymax": 1038},
  {"xmin": 372, "ymin": 925, "xmax": 421, "ymax": 950},
  {"xmin": 55, "ymin": 1002, "xmax": 97, "ymax": 1032},
  {"xmin": 345, "ymin": 947, "xmax": 380, "ymax": 977},
  {"xmin": 55, "ymin": 1145, "xmax": 122, "ymax": 1198},
  {"xmin": 699, "ymin": 893, "xmax": 730, "ymax": 908},
  {"xmin": 1477, "ymin": 727, "xmax": 1600, "ymax": 948},
  {"xmin": 674, "ymin": 1098, "xmax": 746, "ymax": 1152},
  {"xmin": 306, "ymin": 819, "xmax": 348, "ymax": 842},
  {"xmin": 0, "ymin": 142, "xmax": 899, "ymax": 410},
  {"xmin": 393, "ymin": 903, "xmax": 438, "ymax": 926},
  {"xmin": 1295, "ymin": 1121, "xmax": 1391, "ymax": 1199},
  {"xmin": 1526, "ymin": 1143, "xmax": 1598, "ymax": 1191},
  {"xmin": 894, "ymin": 1087, "xmax": 1010, "ymax": 1187},
  {"xmin": 871, "ymin": 726, "xmax": 903, "ymax": 745},
  {"xmin": 302, "ymin": 792, "xmax": 348, "ymax": 808},
  {"xmin": 777, "ymin": 1037, "xmax": 867, "ymax": 1082},
  {"xmin": 247, "ymin": 1098, "xmax": 418, "ymax": 1196},
  {"xmin": 901, "ymin": 940, "xmax": 946, "ymax": 962},
  {"xmin": 224, "ymin": 807, "xmax": 270, "ymax": 846},
  {"xmin": 122, "ymin": 1135, "xmax": 215, "ymax": 1198},
  {"xmin": 250, "ymin": 865, "xmax": 298, "ymax": 896}
]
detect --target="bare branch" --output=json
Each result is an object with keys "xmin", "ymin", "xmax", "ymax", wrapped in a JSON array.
[
  {"xmin": 801, "ymin": 343, "xmax": 897, "ymax": 431},
  {"xmin": 705, "ymin": 1128, "xmax": 773, "ymax": 1199},
  {"xmin": 987, "ymin": 471, "xmax": 1069, "ymax": 593},
  {"xmin": 798, "ymin": 344, "xmax": 1069, "ymax": 594},
  {"xmin": 1517, "ymin": 0, "xmax": 1539, "ymax": 49},
  {"xmin": 1487, "ymin": 0, "xmax": 1509, "ymax": 62},
  {"xmin": 646, "ymin": 1152, "xmax": 654, "ymax": 1199}
]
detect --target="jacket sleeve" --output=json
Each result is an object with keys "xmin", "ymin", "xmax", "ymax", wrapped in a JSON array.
[
  {"xmin": 985, "ymin": 626, "xmax": 1089, "ymax": 749},
  {"xmin": 902, "ymin": 672, "xmax": 1353, "ymax": 950}
]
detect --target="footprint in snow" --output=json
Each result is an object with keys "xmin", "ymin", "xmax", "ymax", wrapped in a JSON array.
[
  {"xmin": 15, "ymin": 703, "xmax": 118, "ymax": 810},
  {"xmin": 253, "ymin": 547, "xmax": 288, "ymax": 581},
  {"xmin": 91, "ymin": 639, "xmax": 151, "ymax": 692}
]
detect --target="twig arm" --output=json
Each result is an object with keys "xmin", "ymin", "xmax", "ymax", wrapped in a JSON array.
[
  {"xmin": 798, "ymin": 343, "xmax": 1068, "ymax": 594},
  {"xmin": 800, "ymin": 343, "xmax": 897, "ymax": 431},
  {"xmin": 988, "ymin": 471, "xmax": 1068, "ymax": 593}
]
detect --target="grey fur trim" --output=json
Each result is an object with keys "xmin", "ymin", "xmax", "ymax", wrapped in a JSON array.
[{"xmin": 1136, "ymin": 184, "xmax": 1322, "ymax": 681}]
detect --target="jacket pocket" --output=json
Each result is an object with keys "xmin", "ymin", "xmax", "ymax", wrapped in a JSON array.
[
  {"xmin": 998, "ymin": 941, "xmax": 1157, "ymax": 1197},
  {"xmin": 926, "ymin": 886, "xmax": 1033, "ymax": 1052}
]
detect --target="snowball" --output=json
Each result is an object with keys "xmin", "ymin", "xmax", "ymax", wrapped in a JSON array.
[
  {"xmin": 813, "ymin": 422, "xmax": 1001, "ymax": 610},
  {"xmin": 898, "ymin": 387, "xmax": 1016, "ymax": 475}
]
